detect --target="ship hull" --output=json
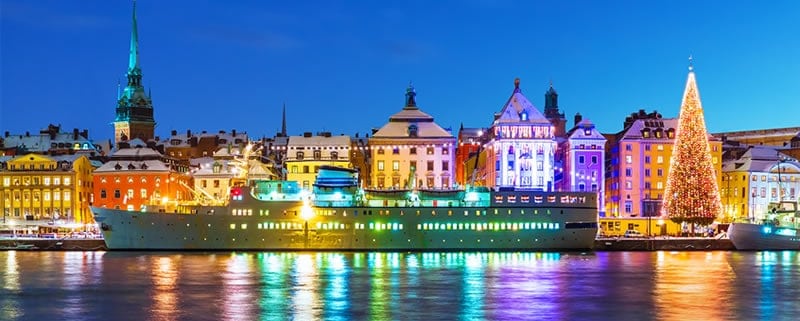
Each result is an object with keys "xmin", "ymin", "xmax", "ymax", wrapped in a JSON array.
[
  {"xmin": 92, "ymin": 205, "xmax": 598, "ymax": 251},
  {"xmin": 728, "ymin": 223, "xmax": 800, "ymax": 251}
]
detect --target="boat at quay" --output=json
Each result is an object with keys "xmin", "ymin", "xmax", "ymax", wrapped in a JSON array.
[
  {"xmin": 92, "ymin": 166, "xmax": 599, "ymax": 251},
  {"xmin": 728, "ymin": 200, "xmax": 800, "ymax": 250}
]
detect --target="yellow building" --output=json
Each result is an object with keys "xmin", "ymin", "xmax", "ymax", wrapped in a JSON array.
[
  {"xmin": 721, "ymin": 146, "xmax": 800, "ymax": 223},
  {"xmin": 599, "ymin": 217, "xmax": 683, "ymax": 237},
  {"xmin": 285, "ymin": 134, "xmax": 352, "ymax": 190},
  {"xmin": 1, "ymin": 153, "xmax": 95, "ymax": 224}
]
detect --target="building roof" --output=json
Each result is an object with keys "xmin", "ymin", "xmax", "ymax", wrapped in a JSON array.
[
  {"xmin": 112, "ymin": 147, "xmax": 162, "ymax": 158},
  {"xmin": 618, "ymin": 118, "xmax": 678, "ymax": 140},
  {"xmin": 2, "ymin": 126, "xmax": 96, "ymax": 153},
  {"xmin": 371, "ymin": 85, "xmax": 453, "ymax": 139},
  {"xmin": 567, "ymin": 119, "xmax": 606, "ymax": 141},
  {"xmin": 492, "ymin": 79, "xmax": 550, "ymax": 126},
  {"xmin": 288, "ymin": 135, "xmax": 352, "ymax": 147},
  {"xmin": 94, "ymin": 159, "xmax": 170, "ymax": 173},
  {"xmin": 722, "ymin": 146, "xmax": 799, "ymax": 172}
]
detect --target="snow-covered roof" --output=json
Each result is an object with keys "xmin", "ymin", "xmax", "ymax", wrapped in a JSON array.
[
  {"xmin": 3, "ymin": 129, "xmax": 96, "ymax": 153},
  {"xmin": 618, "ymin": 118, "xmax": 678, "ymax": 140},
  {"xmin": 492, "ymin": 82, "xmax": 550, "ymax": 126},
  {"xmin": 94, "ymin": 160, "xmax": 170, "ymax": 173},
  {"xmin": 567, "ymin": 119, "xmax": 606, "ymax": 141},
  {"xmin": 288, "ymin": 135, "xmax": 351, "ymax": 147},
  {"xmin": 722, "ymin": 146, "xmax": 799, "ymax": 172},
  {"xmin": 111, "ymin": 147, "xmax": 162, "ymax": 158}
]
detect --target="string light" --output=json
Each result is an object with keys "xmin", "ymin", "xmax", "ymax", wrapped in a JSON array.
[{"xmin": 662, "ymin": 70, "xmax": 722, "ymax": 226}]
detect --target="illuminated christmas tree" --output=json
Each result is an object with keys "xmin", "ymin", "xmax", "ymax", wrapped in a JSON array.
[{"xmin": 662, "ymin": 61, "xmax": 722, "ymax": 230}]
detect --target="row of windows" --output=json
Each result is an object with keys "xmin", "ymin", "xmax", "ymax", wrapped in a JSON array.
[
  {"xmin": 493, "ymin": 194, "xmax": 588, "ymax": 205},
  {"xmin": 377, "ymin": 160, "xmax": 449, "ymax": 172},
  {"xmin": 2, "ymin": 176, "xmax": 71, "ymax": 187},
  {"xmin": 4, "ymin": 163, "xmax": 70, "ymax": 171},
  {"xmin": 376, "ymin": 147, "xmax": 450, "ymax": 155},
  {"xmin": 2, "ymin": 190, "xmax": 72, "ymax": 202},
  {"xmin": 374, "ymin": 176, "xmax": 449, "ymax": 189},
  {"xmin": 227, "ymin": 221, "xmax": 560, "ymax": 231},
  {"xmin": 227, "ymin": 208, "xmax": 566, "ymax": 218},
  {"xmin": 100, "ymin": 176, "xmax": 162, "ymax": 184},
  {"xmin": 577, "ymin": 155, "xmax": 600, "ymax": 164},
  {"xmin": 99, "ymin": 189, "xmax": 165, "ymax": 200},
  {"xmin": 294, "ymin": 151, "xmax": 342, "ymax": 161}
]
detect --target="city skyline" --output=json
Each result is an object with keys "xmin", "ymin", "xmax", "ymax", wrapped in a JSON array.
[{"xmin": 2, "ymin": 0, "xmax": 799, "ymax": 141}]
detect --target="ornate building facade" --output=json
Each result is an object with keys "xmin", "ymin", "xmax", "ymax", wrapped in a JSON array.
[
  {"xmin": 369, "ymin": 85, "xmax": 455, "ymax": 190},
  {"xmin": 559, "ymin": 117, "xmax": 606, "ymax": 213},
  {"xmin": 1, "ymin": 154, "xmax": 95, "ymax": 224},
  {"xmin": 114, "ymin": 2, "xmax": 156, "ymax": 145},
  {"xmin": 484, "ymin": 79, "xmax": 557, "ymax": 190}
]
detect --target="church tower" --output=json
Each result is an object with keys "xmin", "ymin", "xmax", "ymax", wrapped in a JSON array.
[
  {"xmin": 114, "ymin": 0, "xmax": 155, "ymax": 145},
  {"xmin": 544, "ymin": 82, "xmax": 566, "ymax": 137}
]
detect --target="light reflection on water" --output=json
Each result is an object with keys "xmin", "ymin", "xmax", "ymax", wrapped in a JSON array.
[{"xmin": 0, "ymin": 251, "xmax": 799, "ymax": 321}]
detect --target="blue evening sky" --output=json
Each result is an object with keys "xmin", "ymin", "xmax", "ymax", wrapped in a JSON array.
[{"xmin": 1, "ymin": 0, "xmax": 799, "ymax": 142}]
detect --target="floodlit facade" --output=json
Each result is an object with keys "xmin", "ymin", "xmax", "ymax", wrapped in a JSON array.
[
  {"xmin": 369, "ymin": 85, "xmax": 455, "ymax": 190},
  {"xmin": 286, "ymin": 134, "xmax": 352, "ymax": 190},
  {"xmin": 484, "ymin": 79, "xmax": 557, "ymax": 190},
  {"xmin": 0, "ymin": 153, "xmax": 95, "ymax": 224},
  {"xmin": 560, "ymin": 117, "xmax": 606, "ymax": 213}
]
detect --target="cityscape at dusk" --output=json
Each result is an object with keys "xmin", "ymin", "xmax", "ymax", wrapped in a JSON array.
[
  {"xmin": 2, "ymin": 2, "xmax": 800, "ymax": 320},
  {"xmin": 2, "ymin": 0, "xmax": 799, "ymax": 139}
]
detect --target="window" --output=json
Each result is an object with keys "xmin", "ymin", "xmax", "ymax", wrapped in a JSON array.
[
  {"xmin": 331, "ymin": 151, "xmax": 338, "ymax": 160},
  {"xmin": 202, "ymin": 180, "xmax": 207, "ymax": 188},
  {"xmin": 657, "ymin": 169, "xmax": 663, "ymax": 177},
  {"xmin": 537, "ymin": 161, "xmax": 543, "ymax": 171},
  {"xmin": 625, "ymin": 181, "xmax": 632, "ymax": 190},
  {"xmin": 625, "ymin": 168, "xmax": 632, "ymax": 177},
  {"xmin": 645, "ymin": 169, "xmax": 651, "ymax": 177},
  {"xmin": 657, "ymin": 182, "xmax": 663, "ymax": 189},
  {"xmin": 645, "ymin": 145, "xmax": 651, "ymax": 151},
  {"xmin": 625, "ymin": 155, "xmax": 632, "ymax": 164},
  {"xmin": 657, "ymin": 144, "xmax": 664, "ymax": 151},
  {"xmin": 591, "ymin": 156, "xmax": 598, "ymax": 164},
  {"xmin": 625, "ymin": 144, "xmax": 632, "ymax": 151},
  {"xmin": 427, "ymin": 161, "xmax": 434, "ymax": 171},
  {"xmin": 303, "ymin": 166, "xmax": 310, "ymax": 173},
  {"xmin": 410, "ymin": 161, "xmax": 417, "ymax": 172},
  {"xmin": 624, "ymin": 201, "xmax": 632, "ymax": 213},
  {"xmin": 291, "ymin": 166, "xmax": 298, "ymax": 173},
  {"xmin": 296, "ymin": 151, "xmax": 304, "ymax": 160},
  {"xmin": 441, "ymin": 147, "xmax": 449, "ymax": 155},
  {"xmin": 591, "ymin": 183, "xmax": 598, "ymax": 191},
  {"xmin": 392, "ymin": 148, "xmax": 400, "ymax": 155},
  {"xmin": 313, "ymin": 150, "xmax": 321, "ymax": 160},
  {"xmin": 579, "ymin": 156, "xmax": 585, "ymax": 164},
  {"xmin": 578, "ymin": 183, "xmax": 585, "ymax": 191},
  {"xmin": 377, "ymin": 161, "xmax": 385, "ymax": 171},
  {"xmin": 426, "ymin": 147, "xmax": 435, "ymax": 155},
  {"xmin": 441, "ymin": 177, "xmax": 450, "ymax": 188},
  {"xmin": 442, "ymin": 161, "xmax": 449, "ymax": 171},
  {"xmin": 410, "ymin": 147, "xmax": 417, "ymax": 155},
  {"xmin": 54, "ymin": 191, "xmax": 60, "ymax": 201},
  {"xmin": 140, "ymin": 189, "xmax": 147, "ymax": 199},
  {"xmin": 657, "ymin": 156, "xmax": 663, "ymax": 164},
  {"xmin": 64, "ymin": 191, "xmax": 70, "ymax": 201},
  {"xmin": 213, "ymin": 180, "xmax": 220, "ymax": 188},
  {"xmin": 392, "ymin": 161, "xmax": 400, "ymax": 171},
  {"xmin": 760, "ymin": 187, "xmax": 766, "ymax": 198},
  {"xmin": 127, "ymin": 189, "xmax": 134, "ymax": 199},
  {"xmin": 54, "ymin": 177, "xmax": 61, "ymax": 185},
  {"xmin": 100, "ymin": 189, "xmax": 106, "ymax": 199},
  {"xmin": 114, "ymin": 189, "xmax": 121, "ymax": 198},
  {"xmin": 377, "ymin": 148, "xmax": 385, "ymax": 155},
  {"xmin": 644, "ymin": 156, "xmax": 650, "ymax": 164}
]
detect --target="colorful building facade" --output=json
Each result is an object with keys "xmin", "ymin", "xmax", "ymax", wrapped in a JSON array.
[
  {"xmin": 455, "ymin": 126, "xmax": 485, "ymax": 187},
  {"xmin": 1, "ymin": 154, "xmax": 95, "ymax": 224},
  {"xmin": 93, "ymin": 148, "xmax": 191, "ymax": 212},
  {"xmin": 605, "ymin": 117, "xmax": 722, "ymax": 218},
  {"xmin": 721, "ymin": 146, "xmax": 800, "ymax": 223},
  {"xmin": 369, "ymin": 85, "xmax": 455, "ymax": 190},
  {"xmin": 559, "ymin": 117, "xmax": 606, "ymax": 213},
  {"xmin": 285, "ymin": 134, "xmax": 352, "ymax": 190},
  {"xmin": 484, "ymin": 79, "xmax": 557, "ymax": 190}
]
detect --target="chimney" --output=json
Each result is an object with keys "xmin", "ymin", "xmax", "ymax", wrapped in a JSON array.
[
  {"xmin": 574, "ymin": 113, "xmax": 583, "ymax": 127},
  {"xmin": 232, "ymin": 129, "xmax": 237, "ymax": 137},
  {"xmin": 187, "ymin": 129, "xmax": 191, "ymax": 138},
  {"xmin": 171, "ymin": 130, "xmax": 177, "ymax": 136},
  {"xmin": 4, "ymin": 131, "xmax": 8, "ymax": 137},
  {"xmin": 303, "ymin": 132, "xmax": 312, "ymax": 138},
  {"xmin": 26, "ymin": 131, "xmax": 30, "ymax": 137},
  {"xmin": 81, "ymin": 129, "xmax": 89, "ymax": 139},
  {"xmin": 73, "ymin": 128, "xmax": 79, "ymax": 140}
]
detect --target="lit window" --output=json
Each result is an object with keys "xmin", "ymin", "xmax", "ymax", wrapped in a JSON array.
[
  {"xmin": 625, "ymin": 155, "xmax": 632, "ymax": 164},
  {"xmin": 377, "ymin": 161, "xmax": 385, "ymax": 171}
]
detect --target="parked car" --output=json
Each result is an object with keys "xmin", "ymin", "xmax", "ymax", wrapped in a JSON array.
[{"xmin": 623, "ymin": 230, "xmax": 645, "ymax": 238}]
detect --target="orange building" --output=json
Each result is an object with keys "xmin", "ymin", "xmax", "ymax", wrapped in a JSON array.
[
  {"xmin": 455, "ymin": 126, "xmax": 485, "ymax": 186},
  {"xmin": 93, "ymin": 148, "xmax": 191, "ymax": 212}
]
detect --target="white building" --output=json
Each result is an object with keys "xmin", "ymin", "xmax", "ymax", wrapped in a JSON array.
[
  {"xmin": 369, "ymin": 85, "xmax": 455, "ymax": 190},
  {"xmin": 485, "ymin": 79, "xmax": 557, "ymax": 190},
  {"xmin": 285, "ymin": 133, "xmax": 352, "ymax": 190}
]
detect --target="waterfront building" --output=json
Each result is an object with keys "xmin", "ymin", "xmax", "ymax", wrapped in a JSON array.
[
  {"xmin": 163, "ymin": 129, "xmax": 248, "ymax": 160},
  {"xmin": 484, "ymin": 79, "xmax": 557, "ymax": 190},
  {"xmin": 113, "ymin": 2, "xmax": 156, "ymax": 145},
  {"xmin": 350, "ymin": 134, "xmax": 371, "ymax": 188},
  {"xmin": 286, "ymin": 133, "xmax": 352, "ymax": 190},
  {"xmin": 191, "ymin": 147, "xmax": 277, "ymax": 204},
  {"xmin": 558, "ymin": 115, "xmax": 606, "ymax": 213},
  {"xmin": 1, "ymin": 125, "xmax": 99, "ymax": 156},
  {"xmin": 368, "ymin": 85, "xmax": 455, "ymax": 189},
  {"xmin": 92, "ymin": 147, "xmax": 191, "ymax": 212},
  {"xmin": 455, "ymin": 125, "xmax": 485, "ymax": 186},
  {"xmin": 605, "ymin": 114, "xmax": 722, "ymax": 218},
  {"xmin": 713, "ymin": 127, "xmax": 800, "ymax": 147},
  {"xmin": 0, "ymin": 153, "xmax": 95, "ymax": 224},
  {"xmin": 721, "ymin": 146, "xmax": 800, "ymax": 222}
]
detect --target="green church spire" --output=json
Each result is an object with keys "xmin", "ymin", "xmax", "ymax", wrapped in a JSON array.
[
  {"xmin": 129, "ymin": 0, "xmax": 140, "ymax": 73},
  {"xmin": 116, "ymin": 0, "xmax": 153, "ymax": 123}
]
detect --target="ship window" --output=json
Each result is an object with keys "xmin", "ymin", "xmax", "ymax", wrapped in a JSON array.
[{"xmin": 229, "ymin": 224, "xmax": 235, "ymax": 230}]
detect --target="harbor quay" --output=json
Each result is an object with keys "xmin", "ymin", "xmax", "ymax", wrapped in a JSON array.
[{"xmin": 1, "ymin": 237, "xmax": 733, "ymax": 252}]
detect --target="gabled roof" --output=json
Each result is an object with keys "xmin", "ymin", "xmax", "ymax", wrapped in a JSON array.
[
  {"xmin": 567, "ymin": 119, "xmax": 606, "ymax": 141},
  {"xmin": 493, "ymin": 79, "xmax": 549, "ymax": 126},
  {"xmin": 722, "ymin": 146, "xmax": 799, "ymax": 172},
  {"xmin": 94, "ymin": 159, "xmax": 170, "ymax": 173},
  {"xmin": 618, "ymin": 118, "xmax": 679, "ymax": 140}
]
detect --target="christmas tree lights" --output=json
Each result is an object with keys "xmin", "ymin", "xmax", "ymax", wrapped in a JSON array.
[{"xmin": 662, "ymin": 65, "xmax": 722, "ymax": 227}]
